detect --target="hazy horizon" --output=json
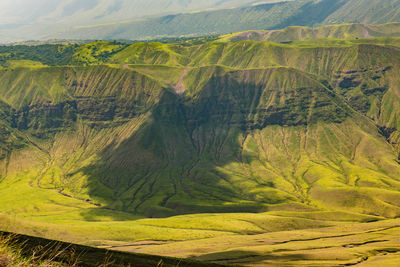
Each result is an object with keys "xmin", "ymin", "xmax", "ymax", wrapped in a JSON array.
[{"xmin": 0, "ymin": 0, "xmax": 286, "ymax": 42}]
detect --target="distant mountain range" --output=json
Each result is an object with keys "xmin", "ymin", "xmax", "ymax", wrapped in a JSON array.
[
  {"xmin": 0, "ymin": 0, "xmax": 265, "ymax": 27},
  {"xmin": 0, "ymin": 0, "xmax": 276, "ymax": 42},
  {"xmin": 2, "ymin": 0, "xmax": 400, "ymax": 42}
]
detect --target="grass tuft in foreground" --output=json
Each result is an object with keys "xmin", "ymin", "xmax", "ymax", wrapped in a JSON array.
[{"xmin": 0, "ymin": 234, "xmax": 73, "ymax": 267}]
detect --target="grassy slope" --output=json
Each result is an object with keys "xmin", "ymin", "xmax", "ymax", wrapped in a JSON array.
[
  {"xmin": 1, "ymin": 37, "xmax": 400, "ymax": 265},
  {"xmin": 4, "ymin": 0, "xmax": 400, "ymax": 42},
  {"xmin": 0, "ymin": 235, "xmax": 60, "ymax": 266},
  {"xmin": 53, "ymin": 0, "xmax": 400, "ymax": 40},
  {"xmin": 221, "ymin": 23, "xmax": 400, "ymax": 42},
  {"xmin": 323, "ymin": 0, "xmax": 400, "ymax": 25},
  {"xmin": 132, "ymin": 218, "xmax": 400, "ymax": 266}
]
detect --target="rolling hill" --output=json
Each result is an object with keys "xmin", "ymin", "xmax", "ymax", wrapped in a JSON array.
[
  {"xmin": 220, "ymin": 22, "xmax": 400, "ymax": 42},
  {"xmin": 2, "ymin": 26, "xmax": 400, "ymax": 265}
]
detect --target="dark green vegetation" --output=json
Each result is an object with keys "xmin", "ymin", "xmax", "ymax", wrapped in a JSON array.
[
  {"xmin": 2, "ymin": 24, "xmax": 400, "ymax": 265},
  {"xmin": 51, "ymin": 0, "xmax": 400, "ymax": 41},
  {"xmin": 4, "ymin": 0, "xmax": 400, "ymax": 42},
  {"xmin": 0, "ymin": 0, "xmax": 269, "ymax": 43}
]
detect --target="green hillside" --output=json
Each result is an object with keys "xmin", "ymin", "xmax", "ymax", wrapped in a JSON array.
[
  {"xmin": 0, "ymin": 0, "xmax": 400, "ymax": 44},
  {"xmin": 0, "ymin": 0, "xmax": 274, "ymax": 43},
  {"xmin": 221, "ymin": 22, "xmax": 400, "ymax": 42},
  {"xmin": 3, "ymin": 0, "xmax": 400, "ymax": 42},
  {"xmin": 2, "ymin": 31, "xmax": 400, "ymax": 265},
  {"xmin": 53, "ymin": 0, "xmax": 400, "ymax": 41}
]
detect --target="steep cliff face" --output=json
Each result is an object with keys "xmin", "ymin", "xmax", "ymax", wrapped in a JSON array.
[
  {"xmin": 1, "ymin": 38, "xmax": 400, "ymax": 219},
  {"xmin": 183, "ymin": 68, "xmax": 349, "ymax": 129}
]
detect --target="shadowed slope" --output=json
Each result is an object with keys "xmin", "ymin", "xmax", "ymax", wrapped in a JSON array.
[
  {"xmin": 1, "ymin": 62, "xmax": 400, "ymax": 219},
  {"xmin": 1, "ymin": 38, "xmax": 400, "ymax": 222},
  {"xmin": 75, "ymin": 67, "xmax": 352, "ymax": 216}
]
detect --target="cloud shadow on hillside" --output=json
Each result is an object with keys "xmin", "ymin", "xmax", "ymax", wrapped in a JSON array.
[{"xmin": 77, "ymin": 69, "xmax": 350, "ymax": 218}]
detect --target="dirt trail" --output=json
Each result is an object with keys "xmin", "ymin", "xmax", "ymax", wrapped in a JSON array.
[
  {"xmin": 173, "ymin": 68, "xmax": 189, "ymax": 94},
  {"xmin": 362, "ymin": 24, "xmax": 373, "ymax": 38}
]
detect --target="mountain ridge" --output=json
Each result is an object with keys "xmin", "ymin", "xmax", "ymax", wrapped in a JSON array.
[
  {"xmin": 41, "ymin": 0, "xmax": 400, "ymax": 41},
  {"xmin": 2, "ymin": 32, "xmax": 400, "ymax": 266},
  {"xmin": 0, "ymin": 0, "xmax": 282, "ymax": 43},
  {"xmin": 3, "ymin": 0, "xmax": 400, "ymax": 42},
  {"xmin": 220, "ymin": 22, "xmax": 400, "ymax": 42},
  {"xmin": 1, "ymin": 36, "xmax": 400, "ymax": 218}
]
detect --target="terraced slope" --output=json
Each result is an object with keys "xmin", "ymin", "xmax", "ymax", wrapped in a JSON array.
[{"xmin": 1, "ymin": 36, "xmax": 400, "ymax": 265}]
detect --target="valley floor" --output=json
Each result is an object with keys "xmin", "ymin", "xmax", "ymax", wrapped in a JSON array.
[
  {"xmin": 2, "ymin": 202, "xmax": 400, "ymax": 266},
  {"xmin": 114, "ymin": 219, "xmax": 400, "ymax": 266},
  {"xmin": 3, "ymin": 36, "xmax": 400, "ymax": 266},
  {"xmin": 1, "ymin": 176, "xmax": 400, "ymax": 266}
]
